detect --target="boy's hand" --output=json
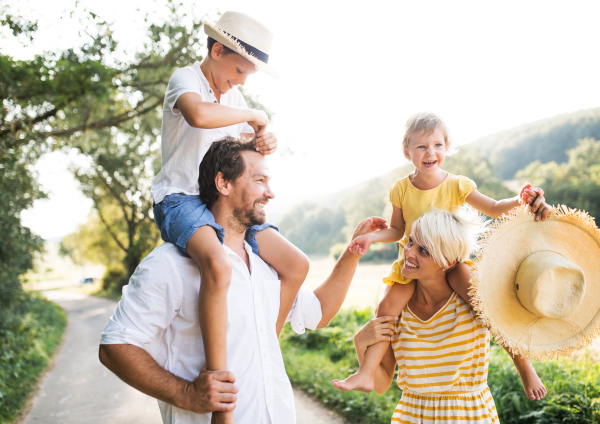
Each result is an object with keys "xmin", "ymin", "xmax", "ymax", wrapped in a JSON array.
[
  {"xmin": 256, "ymin": 132, "xmax": 277, "ymax": 155},
  {"xmin": 248, "ymin": 109, "xmax": 268, "ymax": 138},
  {"xmin": 520, "ymin": 182, "xmax": 550, "ymax": 221}
]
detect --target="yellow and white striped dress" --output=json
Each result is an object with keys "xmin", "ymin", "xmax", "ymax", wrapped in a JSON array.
[{"xmin": 391, "ymin": 292, "xmax": 498, "ymax": 423}]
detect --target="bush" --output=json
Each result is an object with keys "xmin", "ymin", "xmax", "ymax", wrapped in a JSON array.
[
  {"xmin": 0, "ymin": 292, "xmax": 67, "ymax": 422},
  {"xmin": 280, "ymin": 308, "xmax": 600, "ymax": 424}
]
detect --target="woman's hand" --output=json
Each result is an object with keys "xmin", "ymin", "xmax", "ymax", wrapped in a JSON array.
[{"xmin": 353, "ymin": 316, "xmax": 397, "ymax": 362}]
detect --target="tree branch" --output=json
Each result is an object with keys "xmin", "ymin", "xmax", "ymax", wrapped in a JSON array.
[{"xmin": 93, "ymin": 197, "xmax": 128, "ymax": 253}]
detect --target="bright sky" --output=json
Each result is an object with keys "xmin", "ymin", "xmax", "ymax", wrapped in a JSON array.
[{"xmin": 8, "ymin": 0, "xmax": 600, "ymax": 239}]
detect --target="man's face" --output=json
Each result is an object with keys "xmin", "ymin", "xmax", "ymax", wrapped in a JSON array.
[{"xmin": 230, "ymin": 151, "xmax": 274, "ymax": 227}]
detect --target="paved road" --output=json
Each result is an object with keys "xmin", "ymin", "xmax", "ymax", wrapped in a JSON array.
[{"xmin": 23, "ymin": 291, "xmax": 346, "ymax": 424}]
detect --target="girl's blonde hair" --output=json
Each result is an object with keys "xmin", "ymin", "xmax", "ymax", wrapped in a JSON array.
[
  {"xmin": 402, "ymin": 112, "xmax": 457, "ymax": 160},
  {"xmin": 411, "ymin": 206, "xmax": 486, "ymax": 269}
]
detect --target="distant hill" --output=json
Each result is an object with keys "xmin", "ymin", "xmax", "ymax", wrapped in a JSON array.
[{"xmin": 467, "ymin": 107, "xmax": 600, "ymax": 179}]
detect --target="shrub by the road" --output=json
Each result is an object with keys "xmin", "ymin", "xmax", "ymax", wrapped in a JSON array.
[
  {"xmin": 280, "ymin": 308, "xmax": 600, "ymax": 424},
  {"xmin": 0, "ymin": 293, "xmax": 67, "ymax": 423}
]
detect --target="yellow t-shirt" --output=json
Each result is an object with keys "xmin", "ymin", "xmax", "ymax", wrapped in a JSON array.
[{"xmin": 383, "ymin": 172, "xmax": 476, "ymax": 285}]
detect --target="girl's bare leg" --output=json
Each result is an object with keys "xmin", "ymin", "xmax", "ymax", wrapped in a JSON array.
[
  {"xmin": 332, "ymin": 281, "xmax": 415, "ymax": 392},
  {"xmin": 448, "ymin": 263, "xmax": 547, "ymax": 401}
]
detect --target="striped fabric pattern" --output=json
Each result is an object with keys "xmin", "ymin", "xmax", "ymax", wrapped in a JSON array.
[{"xmin": 391, "ymin": 292, "xmax": 499, "ymax": 423}]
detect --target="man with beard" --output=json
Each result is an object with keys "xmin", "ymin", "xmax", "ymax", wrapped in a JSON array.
[{"xmin": 99, "ymin": 137, "xmax": 386, "ymax": 423}]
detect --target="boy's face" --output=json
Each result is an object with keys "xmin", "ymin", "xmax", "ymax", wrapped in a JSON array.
[
  {"xmin": 210, "ymin": 43, "xmax": 258, "ymax": 93},
  {"xmin": 404, "ymin": 128, "xmax": 447, "ymax": 175}
]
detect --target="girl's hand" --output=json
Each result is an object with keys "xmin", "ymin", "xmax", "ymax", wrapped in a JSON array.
[
  {"xmin": 348, "ymin": 235, "xmax": 373, "ymax": 256},
  {"xmin": 520, "ymin": 183, "xmax": 550, "ymax": 221},
  {"xmin": 353, "ymin": 316, "xmax": 398, "ymax": 356},
  {"xmin": 255, "ymin": 132, "xmax": 277, "ymax": 155},
  {"xmin": 348, "ymin": 217, "xmax": 388, "ymax": 257}
]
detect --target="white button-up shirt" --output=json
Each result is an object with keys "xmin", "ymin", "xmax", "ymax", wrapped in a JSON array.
[
  {"xmin": 100, "ymin": 242, "xmax": 322, "ymax": 424},
  {"xmin": 151, "ymin": 62, "xmax": 254, "ymax": 204}
]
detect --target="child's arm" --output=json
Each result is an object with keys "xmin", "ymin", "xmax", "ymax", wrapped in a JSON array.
[
  {"xmin": 176, "ymin": 92, "xmax": 268, "ymax": 133},
  {"xmin": 349, "ymin": 206, "xmax": 404, "ymax": 255},
  {"xmin": 465, "ymin": 184, "xmax": 551, "ymax": 221}
]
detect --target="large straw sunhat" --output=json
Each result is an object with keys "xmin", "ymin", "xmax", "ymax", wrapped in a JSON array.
[
  {"xmin": 469, "ymin": 205, "xmax": 600, "ymax": 360},
  {"xmin": 203, "ymin": 12, "xmax": 277, "ymax": 78}
]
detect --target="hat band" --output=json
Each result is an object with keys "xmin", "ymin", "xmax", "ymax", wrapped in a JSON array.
[{"xmin": 225, "ymin": 31, "xmax": 269, "ymax": 64}]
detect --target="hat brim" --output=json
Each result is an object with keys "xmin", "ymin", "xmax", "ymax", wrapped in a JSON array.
[
  {"xmin": 469, "ymin": 205, "xmax": 600, "ymax": 360},
  {"xmin": 203, "ymin": 18, "xmax": 278, "ymax": 79}
]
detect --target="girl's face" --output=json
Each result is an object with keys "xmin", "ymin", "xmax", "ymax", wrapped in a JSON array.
[
  {"xmin": 210, "ymin": 45, "xmax": 258, "ymax": 94},
  {"xmin": 401, "ymin": 235, "xmax": 445, "ymax": 281},
  {"xmin": 404, "ymin": 128, "xmax": 447, "ymax": 175}
]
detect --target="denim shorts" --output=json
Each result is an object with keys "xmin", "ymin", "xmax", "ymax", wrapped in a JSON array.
[{"xmin": 153, "ymin": 193, "xmax": 277, "ymax": 257}]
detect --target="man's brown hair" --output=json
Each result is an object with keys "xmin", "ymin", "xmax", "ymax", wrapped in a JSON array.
[{"xmin": 198, "ymin": 137, "xmax": 258, "ymax": 209}]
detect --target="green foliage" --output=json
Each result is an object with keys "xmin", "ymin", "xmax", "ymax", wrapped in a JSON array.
[
  {"xmin": 517, "ymin": 138, "xmax": 600, "ymax": 219},
  {"xmin": 279, "ymin": 203, "xmax": 347, "ymax": 254},
  {"xmin": 469, "ymin": 107, "xmax": 600, "ymax": 179},
  {"xmin": 0, "ymin": 293, "xmax": 67, "ymax": 423},
  {"xmin": 280, "ymin": 308, "xmax": 600, "ymax": 423}
]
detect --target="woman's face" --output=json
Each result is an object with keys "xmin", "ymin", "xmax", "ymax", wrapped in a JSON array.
[{"xmin": 401, "ymin": 236, "xmax": 446, "ymax": 281}]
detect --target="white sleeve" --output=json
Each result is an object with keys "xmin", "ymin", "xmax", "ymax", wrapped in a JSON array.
[
  {"xmin": 165, "ymin": 67, "xmax": 203, "ymax": 115},
  {"xmin": 237, "ymin": 89, "xmax": 254, "ymax": 134},
  {"xmin": 286, "ymin": 287, "xmax": 323, "ymax": 334},
  {"xmin": 100, "ymin": 254, "xmax": 183, "ymax": 348}
]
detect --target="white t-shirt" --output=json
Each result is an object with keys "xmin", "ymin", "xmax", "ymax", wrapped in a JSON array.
[
  {"xmin": 151, "ymin": 62, "xmax": 254, "ymax": 204},
  {"xmin": 100, "ymin": 242, "xmax": 323, "ymax": 424}
]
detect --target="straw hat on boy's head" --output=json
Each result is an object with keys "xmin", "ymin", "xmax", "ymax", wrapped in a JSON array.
[
  {"xmin": 469, "ymin": 205, "xmax": 600, "ymax": 360},
  {"xmin": 203, "ymin": 11, "xmax": 277, "ymax": 78}
]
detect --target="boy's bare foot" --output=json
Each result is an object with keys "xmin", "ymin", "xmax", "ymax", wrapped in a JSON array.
[
  {"xmin": 212, "ymin": 411, "xmax": 235, "ymax": 424},
  {"xmin": 331, "ymin": 371, "xmax": 374, "ymax": 393},
  {"xmin": 514, "ymin": 358, "xmax": 547, "ymax": 400}
]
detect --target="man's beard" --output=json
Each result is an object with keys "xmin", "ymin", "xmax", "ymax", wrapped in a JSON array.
[{"xmin": 232, "ymin": 197, "xmax": 268, "ymax": 228}]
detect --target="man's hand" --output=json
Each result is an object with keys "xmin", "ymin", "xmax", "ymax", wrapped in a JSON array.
[
  {"xmin": 255, "ymin": 132, "xmax": 277, "ymax": 155},
  {"xmin": 248, "ymin": 109, "xmax": 268, "ymax": 138},
  {"xmin": 183, "ymin": 368, "xmax": 238, "ymax": 414}
]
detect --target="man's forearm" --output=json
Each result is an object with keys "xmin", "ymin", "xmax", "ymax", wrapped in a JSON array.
[
  {"xmin": 99, "ymin": 344, "xmax": 192, "ymax": 411},
  {"xmin": 313, "ymin": 249, "xmax": 360, "ymax": 327}
]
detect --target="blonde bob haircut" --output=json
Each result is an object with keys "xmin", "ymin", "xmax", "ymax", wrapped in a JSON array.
[
  {"xmin": 402, "ymin": 112, "xmax": 457, "ymax": 160},
  {"xmin": 410, "ymin": 207, "xmax": 487, "ymax": 270}
]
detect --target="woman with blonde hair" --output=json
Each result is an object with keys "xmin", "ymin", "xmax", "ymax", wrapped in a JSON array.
[{"xmin": 353, "ymin": 207, "xmax": 502, "ymax": 422}]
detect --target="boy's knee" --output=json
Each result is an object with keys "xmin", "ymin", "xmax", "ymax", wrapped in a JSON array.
[
  {"xmin": 201, "ymin": 252, "xmax": 232, "ymax": 285},
  {"xmin": 283, "ymin": 251, "xmax": 310, "ymax": 285}
]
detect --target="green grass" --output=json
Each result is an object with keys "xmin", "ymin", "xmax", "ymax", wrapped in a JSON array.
[
  {"xmin": 280, "ymin": 308, "xmax": 600, "ymax": 424},
  {"xmin": 0, "ymin": 293, "xmax": 67, "ymax": 423}
]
